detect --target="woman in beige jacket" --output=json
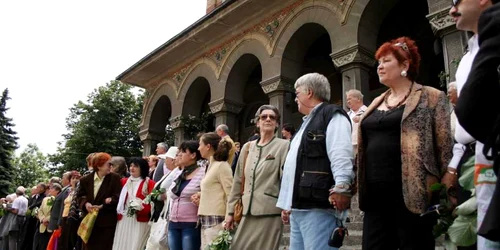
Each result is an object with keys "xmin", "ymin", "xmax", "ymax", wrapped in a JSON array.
[
  {"xmin": 225, "ymin": 105, "xmax": 290, "ymax": 250},
  {"xmin": 195, "ymin": 132, "xmax": 234, "ymax": 248},
  {"xmin": 33, "ymin": 183, "xmax": 62, "ymax": 250}
]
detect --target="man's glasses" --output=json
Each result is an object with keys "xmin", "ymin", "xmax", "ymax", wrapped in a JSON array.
[
  {"xmin": 259, "ymin": 114, "xmax": 277, "ymax": 121},
  {"xmin": 451, "ymin": 0, "xmax": 460, "ymax": 7}
]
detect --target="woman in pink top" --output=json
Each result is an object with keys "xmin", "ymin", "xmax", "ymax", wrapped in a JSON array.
[{"xmin": 167, "ymin": 141, "xmax": 205, "ymax": 250}]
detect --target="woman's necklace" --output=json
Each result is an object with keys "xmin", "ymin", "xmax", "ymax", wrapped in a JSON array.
[{"xmin": 384, "ymin": 82, "xmax": 414, "ymax": 110}]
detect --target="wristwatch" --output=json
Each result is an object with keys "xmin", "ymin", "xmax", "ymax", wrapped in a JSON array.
[{"xmin": 335, "ymin": 183, "xmax": 350, "ymax": 190}]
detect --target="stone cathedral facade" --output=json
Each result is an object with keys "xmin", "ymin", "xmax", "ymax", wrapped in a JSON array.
[{"xmin": 117, "ymin": 0, "xmax": 467, "ymax": 156}]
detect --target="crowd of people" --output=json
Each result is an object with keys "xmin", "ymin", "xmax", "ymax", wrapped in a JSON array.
[{"xmin": 1, "ymin": 1, "xmax": 499, "ymax": 249}]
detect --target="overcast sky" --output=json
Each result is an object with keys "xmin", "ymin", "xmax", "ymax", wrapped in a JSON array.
[{"xmin": 1, "ymin": 0, "xmax": 206, "ymax": 155}]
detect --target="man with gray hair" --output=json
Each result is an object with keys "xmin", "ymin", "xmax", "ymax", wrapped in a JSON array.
[
  {"xmin": 152, "ymin": 142, "xmax": 168, "ymax": 182},
  {"xmin": 277, "ymin": 73, "xmax": 354, "ymax": 249},
  {"xmin": 216, "ymin": 124, "xmax": 237, "ymax": 165},
  {"xmin": 4, "ymin": 186, "xmax": 29, "ymax": 250},
  {"xmin": 346, "ymin": 89, "xmax": 367, "ymax": 157}
]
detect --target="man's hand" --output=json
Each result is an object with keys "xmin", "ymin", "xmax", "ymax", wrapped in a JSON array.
[
  {"xmin": 104, "ymin": 197, "xmax": 112, "ymax": 204},
  {"xmin": 329, "ymin": 193, "xmax": 351, "ymax": 211},
  {"xmin": 281, "ymin": 210, "xmax": 291, "ymax": 225},
  {"xmin": 442, "ymin": 168, "xmax": 458, "ymax": 206}
]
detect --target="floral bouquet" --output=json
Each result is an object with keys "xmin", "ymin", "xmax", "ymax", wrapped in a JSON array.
[
  {"xmin": 47, "ymin": 197, "xmax": 55, "ymax": 207},
  {"xmin": 206, "ymin": 230, "xmax": 232, "ymax": 250},
  {"xmin": 127, "ymin": 198, "xmax": 144, "ymax": 217},
  {"xmin": 143, "ymin": 188, "xmax": 166, "ymax": 204}
]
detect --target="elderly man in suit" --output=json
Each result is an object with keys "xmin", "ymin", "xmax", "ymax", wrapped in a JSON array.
[
  {"xmin": 455, "ymin": 0, "xmax": 500, "ymax": 245},
  {"xmin": 48, "ymin": 172, "xmax": 72, "ymax": 232}
]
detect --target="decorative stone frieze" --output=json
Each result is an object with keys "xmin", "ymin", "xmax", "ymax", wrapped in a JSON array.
[
  {"xmin": 331, "ymin": 45, "xmax": 375, "ymax": 68},
  {"xmin": 260, "ymin": 75, "xmax": 295, "ymax": 94},
  {"xmin": 208, "ymin": 99, "xmax": 244, "ymax": 114},
  {"xmin": 169, "ymin": 116, "xmax": 183, "ymax": 129},
  {"xmin": 427, "ymin": 8, "xmax": 456, "ymax": 34}
]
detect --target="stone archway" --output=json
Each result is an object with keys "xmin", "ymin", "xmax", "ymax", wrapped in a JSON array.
[
  {"xmin": 280, "ymin": 22, "xmax": 340, "ymax": 126},
  {"xmin": 181, "ymin": 77, "xmax": 215, "ymax": 139},
  {"xmin": 359, "ymin": 0, "xmax": 445, "ymax": 91},
  {"xmin": 224, "ymin": 53, "xmax": 268, "ymax": 143}
]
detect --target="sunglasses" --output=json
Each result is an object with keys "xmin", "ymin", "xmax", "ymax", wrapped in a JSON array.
[
  {"xmin": 259, "ymin": 114, "xmax": 277, "ymax": 121},
  {"xmin": 451, "ymin": 0, "xmax": 460, "ymax": 7}
]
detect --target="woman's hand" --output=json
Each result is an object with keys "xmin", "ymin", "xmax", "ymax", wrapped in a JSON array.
[
  {"xmin": 191, "ymin": 192, "xmax": 200, "ymax": 206},
  {"xmin": 159, "ymin": 193, "xmax": 167, "ymax": 201},
  {"xmin": 85, "ymin": 202, "xmax": 93, "ymax": 213},
  {"xmin": 281, "ymin": 210, "xmax": 291, "ymax": 225},
  {"xmin": 224, "ymin": 215, "xmax": 234, "ymax": 230},
  {"xmin": 104, "ymin": 197, "xmax": 112, "ymax": 204}
]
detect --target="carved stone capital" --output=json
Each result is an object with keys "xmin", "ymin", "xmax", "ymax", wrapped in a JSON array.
[
  {"xmin": 427, "ymin": 8, "xmax": 456, "ymax": 34},
  {"xmin": 169, "ymin": 116, "xmax": 183, "ymax": 129},
  {"xmin": 139, "ymin": 129, "xmax": 164, "ymax": 142},
  {"xmin": 331, "ymin": 45, "xmax": 375, "ymax": 68},
  {"xmin": 260, "ymin": 75, "xmax": 295, "ymax": 94},
  {"xmin": 208, "ymin": 99, "xmax": 244, "ymax": 114}
]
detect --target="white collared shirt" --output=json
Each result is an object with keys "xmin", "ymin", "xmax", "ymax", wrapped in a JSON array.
[
  {"xmin": 348, "ymin": 105, "xmax": 367, "ymax": 146},
  {"xmin": 449, "ymin": 35, "xmax": 479, "ymax": 169}
]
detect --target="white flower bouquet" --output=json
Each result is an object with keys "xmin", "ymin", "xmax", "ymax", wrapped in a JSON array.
[{"xmin": 126, "ymin": 198, "xmax": 144, "ymax": 217}]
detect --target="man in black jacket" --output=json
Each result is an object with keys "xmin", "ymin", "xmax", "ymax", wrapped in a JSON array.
[
  {"xmin": 455, "ymin": 0, "xmax": 500, "ymax": 245},
  {"xmin": 20, "ymin": 183, "xmax": 46, "ymax": 250}
]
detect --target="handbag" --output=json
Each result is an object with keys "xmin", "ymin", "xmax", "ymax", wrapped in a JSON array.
[
  {"xmin": 328, "ymin": 218, "xmax": 348, "ymax": 248},
  {"xmin": 77, "ymin": 209, "xmax": 99, "ymax": 244},
  {"xmin": 157, "ymin": 201, "xmax": 171, "ymax": 248},
  {"xmin": 234, "ymin": 142, "xmax": 252, "ymax": 223}
]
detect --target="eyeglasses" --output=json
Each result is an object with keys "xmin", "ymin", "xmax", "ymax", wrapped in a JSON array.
[
  {"xmin": 259, "ymin": 114, "xmax": 277, "ymax": 121},
  {"xmin": 451, "ymin": 0, "xmax": 460, "ymax": 7}
]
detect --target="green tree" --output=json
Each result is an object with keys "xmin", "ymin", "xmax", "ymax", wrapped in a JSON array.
[
  {"xmin": 48, "ymin": 81, "xmax": 143, "ymax": 174},
  {"xmin": 12, "ymin": 144, "xmax": 49, "ymax": 189},
  {"xmin": 0, "ymin": 89, "xmax": 18, "ymax": 197}
]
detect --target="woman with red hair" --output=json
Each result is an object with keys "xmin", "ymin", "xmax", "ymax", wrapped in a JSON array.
[
  {"xmin": 77, "ymin": 152, "xmax": 122, "ymax": 250},
  {"xmin": 356, "ymin": 37, "xmax": 453, "ymax": 249}
]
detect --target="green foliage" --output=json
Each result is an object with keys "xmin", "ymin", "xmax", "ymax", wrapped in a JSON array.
[
  {"xmin": 0, "ymin": 88, "xmax": 18, "ymax": 197},
  {"xmin": 432, "ymin": 156, "xmax": 478, "ymax": 248},
  {"xmin": 206, "ymin": 230, "xmax": 232, "ymax": 250},
  {"xmin": 12, "ymin": 143, "xmax": 49, "ymax": 189},
  {"xmin": 48, "ymin": 81, "xmax": 144, "ymax": 174},
  {"xmin": 181, "ymin": 112, "xmax": 214, "ymax": 140}
]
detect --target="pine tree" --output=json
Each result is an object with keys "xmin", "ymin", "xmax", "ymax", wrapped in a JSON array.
[{"xmin": 0, "ymin": 89, "xmax": 18, "ymax": 197}]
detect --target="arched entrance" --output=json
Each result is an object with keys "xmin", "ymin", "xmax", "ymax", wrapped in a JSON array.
[
  {"xmin": 182, "ymin": 77, "xmax": 215, "ymax": 139},
  {"xmin": 361, "ymin": 0, "xmax": 445, "ymax": 92},
  {"xmin": 146, "ymin": 95, "xmax": 172, "ymax": 154},
  {"xmin": 225, "ymin": 54, "xmax": 268, "ymax": 143},
  {"xmin": 281, "ymin": 23, "xmax": 340, "ymax": 125}
]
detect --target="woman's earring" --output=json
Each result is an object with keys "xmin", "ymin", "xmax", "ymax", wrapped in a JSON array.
[{"xmin": 401, "ymin": 70, "xmax": 408, "ymax": 77}]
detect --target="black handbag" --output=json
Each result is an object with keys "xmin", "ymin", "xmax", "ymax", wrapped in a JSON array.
[{"xmin": 328, "ymin": 218, "xmax": 348, "ymax": 248}]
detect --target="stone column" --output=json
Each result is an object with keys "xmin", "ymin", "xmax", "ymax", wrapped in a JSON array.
[
  {"xmin": 139, "ymin": 129, "xmax": 165, "ymax": 157},
  {"xmin": 428, "ymin": 8, "xmax": 468, "ymax": 83},
  {"xmin": 209, "ymin": 99, "xmax": 244, "ymax": 139},
  {"xmin": 331, "ymin": 45, "xmax": 375, "ymax": 107},
  {"xmin": 261, "ymin": 76, "xmax": 295, "ymax": 135},
  {"xmin": 169, "ymin": 116, "xmax": 184, "ymax": 146}
]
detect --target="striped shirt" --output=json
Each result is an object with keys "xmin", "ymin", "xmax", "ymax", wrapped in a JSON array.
[{"xmin": 167, "ymin": 167, "xmax": 205, "ymax": 223}]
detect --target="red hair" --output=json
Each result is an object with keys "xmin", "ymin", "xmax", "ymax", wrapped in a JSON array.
[
  {"xmin": 92, "ymin": 152, "xmax": 112, "ymax": 171},
  {"xmin": 375, "ymin": 36, "xmax": 421, "ymax": 82}
]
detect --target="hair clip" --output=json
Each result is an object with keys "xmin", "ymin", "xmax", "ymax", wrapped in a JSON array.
[{"xmin": 394, "ymin": 42, "xmax": 409, "ymax": 52}]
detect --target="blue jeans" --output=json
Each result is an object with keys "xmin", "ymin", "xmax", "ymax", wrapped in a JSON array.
[
  {"xmin": 168, "ymin": 224, "xmax": 201, "ymax": 250},
  {"xmin": 290, "ymin": 209, "xmax": 342, "ymax": 250}
]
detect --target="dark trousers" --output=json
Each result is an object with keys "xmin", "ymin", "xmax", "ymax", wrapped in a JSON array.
[
  {"xmin": 20, "ymin": 217, "xmax": 37, "ymax": 250},
  {"xmin": 457, "ymin": 143, "xmax": 477, "ymax": 250},
  {"xmin": 362, "ymin": 208, "xmax": 436, "ymax": 250},
  {"xmin": 58, "ymin": 217, "xmax": 80, "ymax": 250},
  {"xmin": 32, "ymin": 230, "xmax": 52, "ymax": 250}
]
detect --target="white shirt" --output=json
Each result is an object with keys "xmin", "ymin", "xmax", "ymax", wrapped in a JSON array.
[
  {"xmin": 347, "ymin": 105, "xmax": 367, "ymax": 146},
  {"xmin": 449, "ymin": 35, "xmax": 479, "ymax": 169},
  {"xmin": 12, "ymin": 195, "xmax": 29, "ymax": 216}
]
